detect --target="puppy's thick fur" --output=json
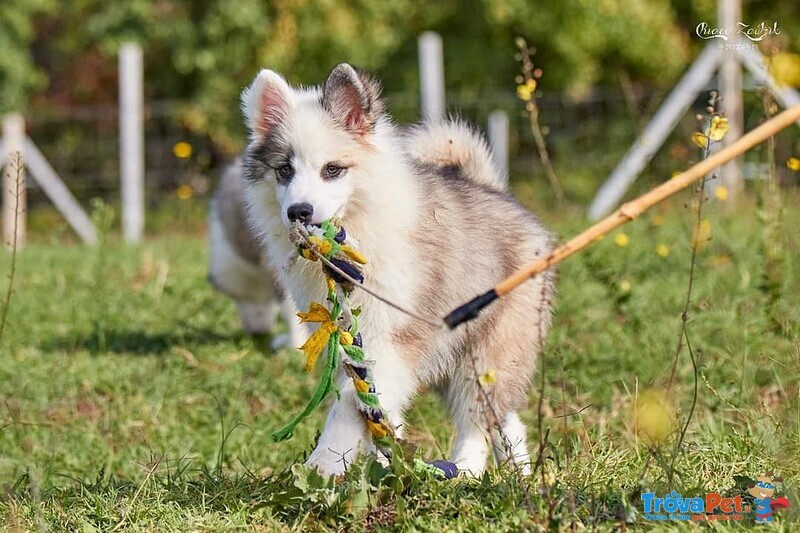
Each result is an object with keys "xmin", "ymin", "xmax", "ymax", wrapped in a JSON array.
[{"xmin": 239, "ymin": 64, "xmax": 555, "ymax": 476}]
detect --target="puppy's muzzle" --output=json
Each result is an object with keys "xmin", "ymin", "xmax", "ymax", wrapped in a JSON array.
[{"xmin": 287, "ymin": 202, "xmax": 314, "ymax": 224}]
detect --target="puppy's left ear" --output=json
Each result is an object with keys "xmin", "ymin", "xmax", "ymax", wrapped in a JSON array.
[
  {"xmin": 323, "ymin": 63, "xmax": 384, "ymax": 136},
  {"xmin": 241, "ymin": 69, "xmax": 293, "ymax": 138}
]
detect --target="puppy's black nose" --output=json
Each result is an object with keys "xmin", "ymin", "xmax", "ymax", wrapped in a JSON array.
[{"xmin": 287, "ymin": 202, "xmax": 314, "ymax": 224}]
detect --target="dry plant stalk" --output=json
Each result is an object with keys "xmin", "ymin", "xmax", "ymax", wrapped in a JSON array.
[
  {"xmin": 664, "ymin": 91, "xmax": 724, "ymax": 485},
  {"xmin": 515, "ymin": 37, "xmax": 564, "ymax": 203},
  {"xmin": 758, "ymin": 91, "xmax": 784, "ymax": 330}
]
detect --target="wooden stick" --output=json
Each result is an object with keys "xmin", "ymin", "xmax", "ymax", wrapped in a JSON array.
[{"xmin": 444, "ymin": 103, "xmax": 800, "ymax": 329}]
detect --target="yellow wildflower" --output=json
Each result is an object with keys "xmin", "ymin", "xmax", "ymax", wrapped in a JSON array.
[
  {"xmin": 614, "ymin": 233, "xmax": 630, "ymax": 247},
  {"xmin": 176, "ymin": 184, "xmax": 193, "ymax": 200},
  {"xmin": 706, "ymin": 116, "xmax": 729, "ymax": 141},
  {"xmin": 691, "ymin": 132, "xmax": 709, "ymax": 150},
  {"xmin": 516, "ymin": 79, "xmax": 537, "ymax": 102},
  {"xmin": 787, "ymin": 157, "xmax": 800, "ymax": 171},
  {"xmin": 478, "ymin": 369, "xmax": 496, "ymax": 387},
  {"xmin": 172, "ymin": 141, "xmax": 192, "ymax": 159},
  {"xmin": 714, "ymin": 185, "xmax": 728, "ymax": 201},
  {"xmin": 619, "ymin": 279, "xmax": 631, "ymax": 292},
  {"xmin": 656, "ymin": 244, "xmax": 670, "ymax": 258}
]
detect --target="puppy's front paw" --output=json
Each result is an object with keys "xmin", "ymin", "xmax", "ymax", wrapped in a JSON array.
[
  {"xmin": 452, "ymin": 434, "xmax": 490, "ymax": 477},
  {"xmin": 305, "ymin": 446, "xmax": 355, "ymax": 477}
]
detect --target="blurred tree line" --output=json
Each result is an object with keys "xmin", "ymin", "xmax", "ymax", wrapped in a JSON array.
[{"xmin": 1, "ymin": 0, "xmax": 798, "ymax": 153}]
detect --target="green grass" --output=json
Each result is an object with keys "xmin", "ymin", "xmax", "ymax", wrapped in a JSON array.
[{"xmin": 1, "ymin": 191, "xmax": 799, "ymax": 531}]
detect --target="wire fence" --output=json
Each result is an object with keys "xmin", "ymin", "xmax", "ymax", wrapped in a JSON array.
[{"xmin": 22, "ymin": 85, "xmax": 797, "ymax": 211}]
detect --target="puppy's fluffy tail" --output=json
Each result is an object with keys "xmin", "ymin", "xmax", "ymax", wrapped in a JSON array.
[{"xmin": 404, "ymin": 119, "xmax": 507, "ymax": 192}]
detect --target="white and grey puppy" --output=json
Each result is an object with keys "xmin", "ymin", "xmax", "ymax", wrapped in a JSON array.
[
  {"xmin": 239, "ymin": 64, "xmax": 555, "ymax": 476},
  {"xmin": 209, "ymin": 160, "xmax": 304, "ymax": 348}
]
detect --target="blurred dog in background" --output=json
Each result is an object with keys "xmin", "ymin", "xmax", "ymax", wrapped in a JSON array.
[{"xmin": 209, "ymin": 159, "xmax": 304, "ymax": 349}]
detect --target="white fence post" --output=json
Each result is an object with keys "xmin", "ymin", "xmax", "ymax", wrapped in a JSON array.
[
  {"xmin": 717, "ymin": 0, "xmax": 743, "ymax": 199},
  {"xmin": 488, "ymin": 110, "xmax": 510, "ymax": 184},
  {"xmin": 418, "ymin": 32, "xmax": 445, "ymax": 120},
  {"xmin": 119, "ymin": 42, "xmax": 145, "ymax": 243},
  {"xmin": 3, "ymin": 113, "xmax": 27, "ymax": 249}
]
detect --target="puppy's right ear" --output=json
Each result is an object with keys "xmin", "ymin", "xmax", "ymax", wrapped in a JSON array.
[
  {"xmin": 241, "ymin": 70, "xmax": 292, "ymax": 137},
  {"xmin": 323, "ymin": 63, "xmax": 383, "ymax": 136}
]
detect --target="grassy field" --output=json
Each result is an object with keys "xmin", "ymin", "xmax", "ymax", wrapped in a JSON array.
[{"xmin": 0, "ymin": 189, "xmax": 799, "ymax": 531}]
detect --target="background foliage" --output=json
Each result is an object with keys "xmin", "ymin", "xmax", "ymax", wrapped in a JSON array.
[{"xmin": 2, "ymin": 0, "xmax": 798, "ymax": 149}]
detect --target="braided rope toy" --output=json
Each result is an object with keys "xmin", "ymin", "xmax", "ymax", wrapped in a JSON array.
[{"xmin": 270, "ymin": 219, "xmax": 457, "ymax": 479}]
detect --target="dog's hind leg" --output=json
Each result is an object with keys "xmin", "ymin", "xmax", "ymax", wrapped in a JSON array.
[
  {"xmin": 445, "ymin": 327, "xmax": 536, "ymax": 477},
  {"xmin": 444, "ymin": 371, "xmax": 493, "ymax": 476},
  {"xmin": 209, "ymin": 208, "xmax": 277, "ymax": 336},
  {"xmin": 492, "ymin": 412, "xmax": 532, "ymax": 475},
  {"xmin": 446, "ymin": 385, "xmax": 531, "ymax": 476}
]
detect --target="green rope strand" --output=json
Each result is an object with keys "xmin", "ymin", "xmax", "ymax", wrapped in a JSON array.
[{"xmin": 271, "ymin": 330, "xmax": 340, "ymax": 442}]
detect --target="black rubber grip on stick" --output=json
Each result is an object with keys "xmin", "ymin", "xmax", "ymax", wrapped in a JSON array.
[{"xmin": 443, "ymin": 289, "xmax": 498, "ymax": 329}]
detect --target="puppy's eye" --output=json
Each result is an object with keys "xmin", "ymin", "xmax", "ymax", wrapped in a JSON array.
[
  {"xmin": 276, "ymin": 164, "xmax": 294, "ymax": 181},
  {"xmin": 323, "ymin": 163, "xmax": 345, "ymax": 180}
]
